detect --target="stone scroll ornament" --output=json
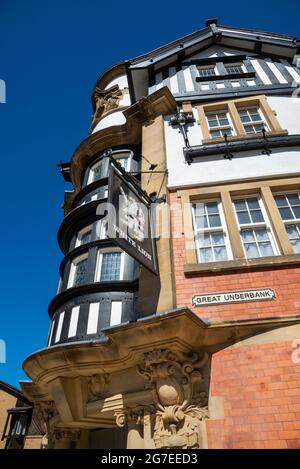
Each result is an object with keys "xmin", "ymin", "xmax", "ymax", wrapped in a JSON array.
[
  {"xmin": 138, "ymin": 349, "xmax": 209, "ymax": 449},
  {"xmin": 91, "ymin": 85, "xmax": 123, "ymax": 127}
]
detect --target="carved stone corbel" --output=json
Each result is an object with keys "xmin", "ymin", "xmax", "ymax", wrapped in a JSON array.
[
  {"xmin": 138, "ymin": 349, "xmax": 210, "ymax": 449},
  {"xmin": 91, "ymin": 85, "xmax": 123, "ymax": 129},
  {"xmin": 35, "ymin": 400, "xmax": 57, "ymax": 449},
  {"xmin": 115, "ymin": 406, "xmax": 144, "ymax": 428},
  {"xmin": 53, "ymin": 428, "xmax": 81, "ymax": 442},
  {"xmin": 87, "ymin": 373, "xmax": 109, "ymax": 402}
]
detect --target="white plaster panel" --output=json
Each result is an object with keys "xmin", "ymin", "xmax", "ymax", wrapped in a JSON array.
[
  {"xmin": 268, "ymin": 96, "xmax": 300, "ymax": 134},
  {"xmin": 104, "ymin": 75, "xmax": 128, "ymax": 90},
  {"xmin": 250, "ymin": 59, "xmax": 272, "ymax": 85},
  {"xmin": 164, "ymin": 104, "xmax": 300, "ymax": 189},
  {"xmin": 280, "ymin": 59, "xmax": 300, "ymax": 83},
  {"xmin": 119, "ymin": 92, "xmax": 131, "ymax": 107},
  {"xmin": 182, "ymin": 66, "xmax": 195, "ymax": 91},
  {"xmin": 169, "ymin": 66, "xmax": 179, "ymax": 93},
  {"xmin": 265, "ymin": 60, "xmax": 287, "ymax": 84},
  {"xmin": 92, "ymin": 111, "xmax": 126, "ymax": 133}
]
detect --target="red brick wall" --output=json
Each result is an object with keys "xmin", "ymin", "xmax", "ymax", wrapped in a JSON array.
[
  {"xmin": 170, "ymin": 191, "xmax": 300, "ymax": 322},
  {"xmin": 207, "ymin": 341, "xmax": 300, "ymax": 448},
  {"xmin": 169, "ymin": 191, "xmax": 300, "ymax": 448}
]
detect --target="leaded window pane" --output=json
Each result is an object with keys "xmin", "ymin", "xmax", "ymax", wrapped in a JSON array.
[
  {"xmin": 80, "ymin": 230, "xmax": 92, "ymax": 245},
  {"xmin": 74, "ymin": 259, "xmax": 87, "ymax": 286},
  {"xmin": 225, "ymin": 65, "xmax": 243, "ymax": 74},
  {"xmin": 198, "ymin": 67, "xmax": 216, "ymax": 77},
  {"xmin": 92, "ymin": 163, "xmax": 103, "ymax": 182},
  {"xmin": 100, "ymin": 252, "xmax": 121, "ymax": 281}
]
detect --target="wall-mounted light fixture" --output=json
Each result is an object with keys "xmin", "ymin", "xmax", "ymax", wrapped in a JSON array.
[{"xmin": 169, "ymin": 112, "xmax": 195, "ymax": 150}]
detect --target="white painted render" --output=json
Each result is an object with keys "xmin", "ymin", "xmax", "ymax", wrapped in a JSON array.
[
  {"xmin": 119, "ymin": 92, "xmax": 131, "ymax": 107},
  {"xmin": 68, "ymin": 306, "xmax": 80, "ymax": 338},
  {"xmin": 92, "ymin": 111, "xmax": 126, "ymax": 133},
  {"xmin": 104, "ymin": 74, "xmax": 128, "ymax": 90},
  {"xmin": 268, "ymin": 96, "xmax": 300, "ymax": 134},
  {"xmin": 164, "ymin": 97, "xmax": 300, "ymax": 188},
  {"xmin": 87, "ymin": 303, "xmax": 100, "ymax": 334},
  {"xmin": 187, "ymin": 45, "xmax": 240, "ymax": 59}
]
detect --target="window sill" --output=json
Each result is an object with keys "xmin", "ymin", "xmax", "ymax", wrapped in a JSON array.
[{"xmin": 184, "ymin": 254, "xmax": 300, "ymax": 274}]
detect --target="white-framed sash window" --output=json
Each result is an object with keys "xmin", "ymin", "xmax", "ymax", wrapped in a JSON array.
[
  {"xmin": 233, "ymin": 195, "xmax": 279, "ymax": 258},
  {"xmin": 274, "ymin": 191, "xmax": 300, "ymax": 254},
  {"xmin": 192, "ymin": 199, "xmax": 232, "ymax": 263}
]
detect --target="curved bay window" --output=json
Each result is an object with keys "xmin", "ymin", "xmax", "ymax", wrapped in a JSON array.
[
  {"xmin": 111, "ymin": 150, "xmax": 132, "ymax": 171},
  {"xmin": 68, "ymin": 254, "xmax": 88, "ymax": 288},
  {"xmin": 88, "ymin": 159, "xmax": 104, "ymax": 184},
  {"xmin": 95, "ymin": 249, "xmax": 124, "ymax": 282},
  {"xmin": 86, "ymin": 149, "xmax": 132, "ymax": 186},
  {"xmin": 75, "ymin": 225, "xmax": 93, "ymax": 248}
]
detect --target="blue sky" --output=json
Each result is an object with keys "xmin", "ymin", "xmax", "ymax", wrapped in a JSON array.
[{"xmin": 0, "ymin": 0, "xmax": 299, "ymax": 388}]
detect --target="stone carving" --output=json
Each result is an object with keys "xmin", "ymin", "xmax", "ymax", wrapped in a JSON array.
[
  {"xmin": 35, "ymin": 401, "xmax": 57, "ymax": 449},
  {"xmin": 115, "ymin": 406, "xmax": 144, "ymax": 428},
  {"xmin": 36, "ymin": 400, "xmax": 55, "ymax": 423},
  {"xmin": 52, "ymin": 428, "xmax": 81, "ymax": 442},
  {"xmin": 138, "ymin": 349, "xmax": 209, "ymax": 449},
  {"xmin": 91, "ymin": 85, "xmax": 122, "ymax": 127},
  {"xmin": 88, "ymin": 373, "xmax": 109, "ymax": 402}
]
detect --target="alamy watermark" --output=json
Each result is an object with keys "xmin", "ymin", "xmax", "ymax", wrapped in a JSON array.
[
  {"xmin": 0, "ymin": 339, "xmax": 6, "ymax": 363},
  {"xmin": 0, "ymin": 79, "xmax": 6, "ymax": 103}
]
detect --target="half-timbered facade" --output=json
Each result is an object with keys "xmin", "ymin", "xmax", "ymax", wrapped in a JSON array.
[{"xmin": 22, "ymin": 20, "xmax": 300, "ymax": 449}]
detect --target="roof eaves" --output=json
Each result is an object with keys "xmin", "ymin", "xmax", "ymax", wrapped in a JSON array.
[{"xmin": 128, "ymin": 24, "xmax": 298, "ymax": 69}]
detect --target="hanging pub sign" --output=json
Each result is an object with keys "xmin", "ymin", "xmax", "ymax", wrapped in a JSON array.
[{"xmin": 107, "ymin": 162, "xmax": 158, "ymax": 275}]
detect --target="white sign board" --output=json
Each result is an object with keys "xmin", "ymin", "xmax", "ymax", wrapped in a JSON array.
[{"xmin": 192, "ymin": 288, "xmax": 276, "ymax": 307}]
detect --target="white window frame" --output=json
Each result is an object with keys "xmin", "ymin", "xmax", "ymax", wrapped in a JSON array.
[
  {"xmin": 224, "ymin": 62, "xmax": 247, "ymax": 75},
  {"xmin": 205, "ymin": 109, "xmax": 236, "ymax": 139},
  {"xmin": 112, "ymin": 149, "xmax": 132, "ymax": 172},
  {"xmin": 88, "ymin": 159, "xmax": 103, "ymax": 185},
  {"xmin": 273, "ymin": 190, "xmax": 300, "ymax": 252},
  {"xmin": 94, "ymin": 248, "xmax": 125, "ymax": 282},
  {"xmin": 75, "ymin": 224, "xmax": 93, "ymax": 248},
  {"xmin": 197, "ymin": 65, "xmax": 219, "ymax": 78},
  {"xmin": 192, "ymin": 198, "xmax": 232, "ymax": 263},
  {"xmin": 238, "ymin": 106, "xmax": 270, "ymax": 134},
  {"xmin": 232, "ymin": 194, "xmax": 279, "ymax": 258},
  {"xmin": 68, "ymin": 253, "xmax": 89, "ymax": 288}
]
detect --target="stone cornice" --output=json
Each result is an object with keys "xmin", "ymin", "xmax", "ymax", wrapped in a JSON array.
[
  {"xmin": 22, "ymin": 308, "xmax": 300, "ymax": 385},
  {"xmin": 70, "ymin": 87, "xmax": 177, "ymax": 191}
]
